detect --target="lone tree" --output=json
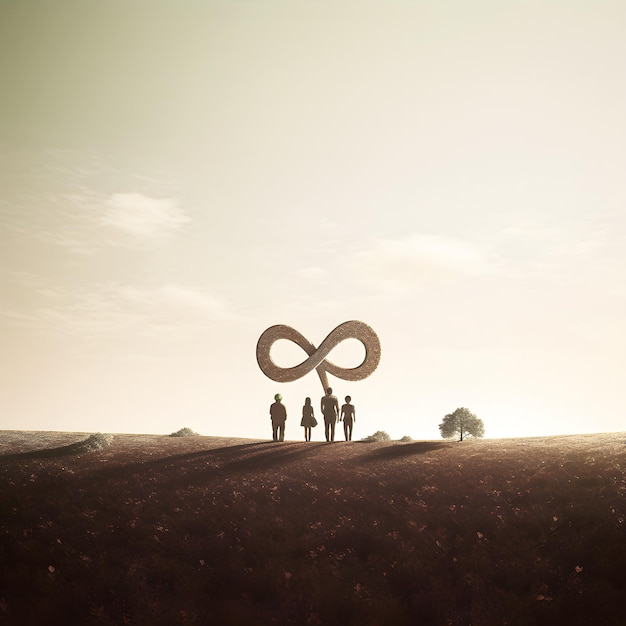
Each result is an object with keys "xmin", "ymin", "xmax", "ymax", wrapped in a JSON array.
[{"xmin": 439, "ymin": 407, "xmax": 485, "ymax": 441}]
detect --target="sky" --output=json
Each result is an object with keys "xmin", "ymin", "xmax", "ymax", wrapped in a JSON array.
[{"xmin": 1, "ymin": 0, "xmax": 625, "ymax": 441}]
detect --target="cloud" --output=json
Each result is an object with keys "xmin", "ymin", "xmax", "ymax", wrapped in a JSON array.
[
  {"xmin": 347, "ymin": 233, "xmax": 496, "ymax": 294},
  {"xmin": 155, "ymin": 284, "xmax": 233, "ymax": 318},
  {"xmin": 493, "ymin": 222, "xmax": 616, "ymax": 282},
  {"xmin": 1, "ymin": 188, "xmax": 190, "ymax": 254},
  {"xmin": 0, "ymin": 146, "xmax": 189, "ymax": 252},
  {"xmin": 377, "ymin": 234, "xmax": 492, "ymax": 272},
  {"xmin": 99, "ymin": 193, "xmax": 190, "ymax": 239},
  {"xmin": 292, "ymin": 266, "xmax": 327, "ymax": 281},
  {"xmin": 1, "ymin": 282, "xmax": 241, "ymax": 337}
]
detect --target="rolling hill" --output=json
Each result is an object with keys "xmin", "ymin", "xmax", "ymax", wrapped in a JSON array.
[{"xmin": 1, "ymin": 430, "xmax": 625, "ymax": 625}]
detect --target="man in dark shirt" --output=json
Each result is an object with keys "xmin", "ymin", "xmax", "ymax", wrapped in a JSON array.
[
  {"xmin": 269, "ymin": 393, "xmax": 287, "ymax": 441},
  {"xmin": 320, "ymin": 387, "xmax": 339, "ymax": 442}
]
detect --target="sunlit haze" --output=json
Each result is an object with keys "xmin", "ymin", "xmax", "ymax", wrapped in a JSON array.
[{"xmin": 1, "ymin": 1, "xmax": 625, "ymax": 440}]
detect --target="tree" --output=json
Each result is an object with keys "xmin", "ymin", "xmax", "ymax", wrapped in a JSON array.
[{"xmin": 439, "ymin": 407, "xmax": 485, "ymax": 441}]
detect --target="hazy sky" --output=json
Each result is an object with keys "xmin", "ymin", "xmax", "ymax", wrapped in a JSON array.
[{"xmin": 1, "ymin": 0, "xmax": 625, "ymax": 440}]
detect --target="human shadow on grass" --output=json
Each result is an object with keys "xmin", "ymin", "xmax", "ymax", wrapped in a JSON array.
[
  {"xmin": 358, "ymin": 441, "xmax": 450, "ymax": 464},
  {"xmin": 87, "ymin": 441, "xmax": 329, "ymax": 490},
  {"xmin": 135, "ymin": 440, "xmax": 327, "ymax": 474},
  {"xmin": 222, "ymin": 442, "xmax": 328, "ymax": 473}
]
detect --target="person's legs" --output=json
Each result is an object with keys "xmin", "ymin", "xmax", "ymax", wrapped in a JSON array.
[
  {"xmin": 344, "ymin": 421, "xmax": 349, "ymax": 441},
  {"xmin": 330, "ymin": 420, "xmax": 335, "ymax": 442},
  {"xmin": 324, "ymin": 418, "xmax": 330, "ymax": 441},
  {"xmin": 272, "ymin": 422, "xmax": 278, "ymax": 441},
  {"xmin": 279, "ymin": 423, "xmax": 285, "ymax": 441},
  {"xmin": 347, "ymin": 421, "xmax": 353, "ymax": 441}
]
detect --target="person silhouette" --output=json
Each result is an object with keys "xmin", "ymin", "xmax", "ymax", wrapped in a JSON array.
[
  {"xmin": 300, "ymin": 397, "xmax": 317, "ymax": 442},
  {"xmin": 269, "ymin": 393, "xmax": 287, "ymax": 441},
  {"xmin": 321, "ymin": 387, "xmax": 339, "ymax": 442},
  {"xmin": 340, "ymin": 395, "xmax": 356, "ymax": 441}
]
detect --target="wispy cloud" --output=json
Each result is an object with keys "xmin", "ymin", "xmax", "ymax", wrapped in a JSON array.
[
  {"xmin": 375, "ymin": 233, "xmax": 493, "ymax": 273},
  {"xmin": 156, "ymin": 284, "xmax": 233, "ymax": 316},
  {"xmin": 493, "ymin": 222, "xmax": 616, "ymax": 282},
  {"xmin": 342, "ymin": 223, "xmax": 618, "ymax": 296},
  {"xmin": 292, "ymin": 266, "xmax": 327, "ymax": 281},
  {"xmin": 0, "ymin": 145, "xmax": 190, "ymax": 253},
  {"xmin": 99, "ymin": 193, "xmax": 190, "ymax": 239},
  {"xmin": 1, "ymin": 189, "xmax": 190, "ymax": 254},
  {"xmin": 1, "ymin": 281, "xmax": 242, "ymax": 337},
  {"xmin": 347, "ymin": 233, "xmax": 496, "ymax": 295}
]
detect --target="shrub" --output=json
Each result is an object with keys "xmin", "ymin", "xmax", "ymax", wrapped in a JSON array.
[
  {"xmin": 361, "ymin": 430, "xmax": 391, "ymax": 443},
  {"xmin": 399, "ymin": 435, "xmax": 413, "ymax": 442},
  {"xmin": 80, "ymin": 433, "xmax": 114, "ymax": 451},
  {"xmin": 170, "ymin": 427, "xmax": 200, "ymax": 437}
]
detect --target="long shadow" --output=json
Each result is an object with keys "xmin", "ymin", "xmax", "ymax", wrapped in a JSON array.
[
  {"xmin": 0, "ymin": 439, "xmax": 99, "ymax": 462},
  {"xmin": 86, "ymin": 440, "xmax": 447, "ymax": 495},
  {"xmin": 0, "ymin": 440, "xmax": 268, "ymax": 466},
  {"xmin": 222, "ymin": 442, "xmax": 328, "ymax": 473},
  {"xmin": 3, "ymin": 438, "xmax": 445, "ymax": 495},
  {"xmin": 83, "ymin": 441, "xmax": 330, "ymax": 490},
  {"xmin": 358, "ymin": 441, "xmax": 450, "ymax": 464},
  {"xmin": 75, "ymin": 441, "xmax": 272, "ymax": 480}
]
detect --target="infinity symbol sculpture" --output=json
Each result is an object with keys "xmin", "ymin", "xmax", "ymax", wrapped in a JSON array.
[{"xmin": 256, "ymin": 320, "xmax": 381, "ymax": 391}]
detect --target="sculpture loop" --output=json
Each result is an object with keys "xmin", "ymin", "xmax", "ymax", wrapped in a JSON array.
[{"xmin": 256, "ymin": 320, "xmax": 380, "ymax": 391}]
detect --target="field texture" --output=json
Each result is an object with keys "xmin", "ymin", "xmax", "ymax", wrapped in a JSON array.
[{"xmin": 1, "ymin": 431, "xmax": 626, "ymax": 625}]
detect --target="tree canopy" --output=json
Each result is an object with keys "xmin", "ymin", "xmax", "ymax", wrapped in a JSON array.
[{"xmin": 439, "ymin": 407, "xmax": 485, "ymax": 441}]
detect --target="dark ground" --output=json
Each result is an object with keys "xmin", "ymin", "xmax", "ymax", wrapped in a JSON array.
[{"xmin": 1, "ymin": 430, "xmax": 626, "ymax": 625}]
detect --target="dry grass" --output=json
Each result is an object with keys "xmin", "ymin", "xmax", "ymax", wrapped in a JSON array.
[{"xmin": 1, "ymin": 430, "xmax": 626, "ymax": 625}]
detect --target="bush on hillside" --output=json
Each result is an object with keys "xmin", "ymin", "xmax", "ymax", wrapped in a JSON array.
[
  {"xmin": 170, "ymin": 427, "xmax": 200, "ymax": 437},
  {"xmin": 80, "ymin": 433, "xmax": 114, "ymax": 451},
  {"xmin": 361, "ymin": 430, "xmax": 391, "ymax": 443}
]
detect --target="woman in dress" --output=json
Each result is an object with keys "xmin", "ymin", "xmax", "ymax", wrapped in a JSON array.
[{"xmin": 300, "ymin": 397, "xmax": 317, "ymax": 442}]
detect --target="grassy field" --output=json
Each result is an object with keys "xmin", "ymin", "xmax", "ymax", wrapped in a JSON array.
[{"xmin": 1, "ymin": 430, "xmax": 626, "ymax": 625}]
